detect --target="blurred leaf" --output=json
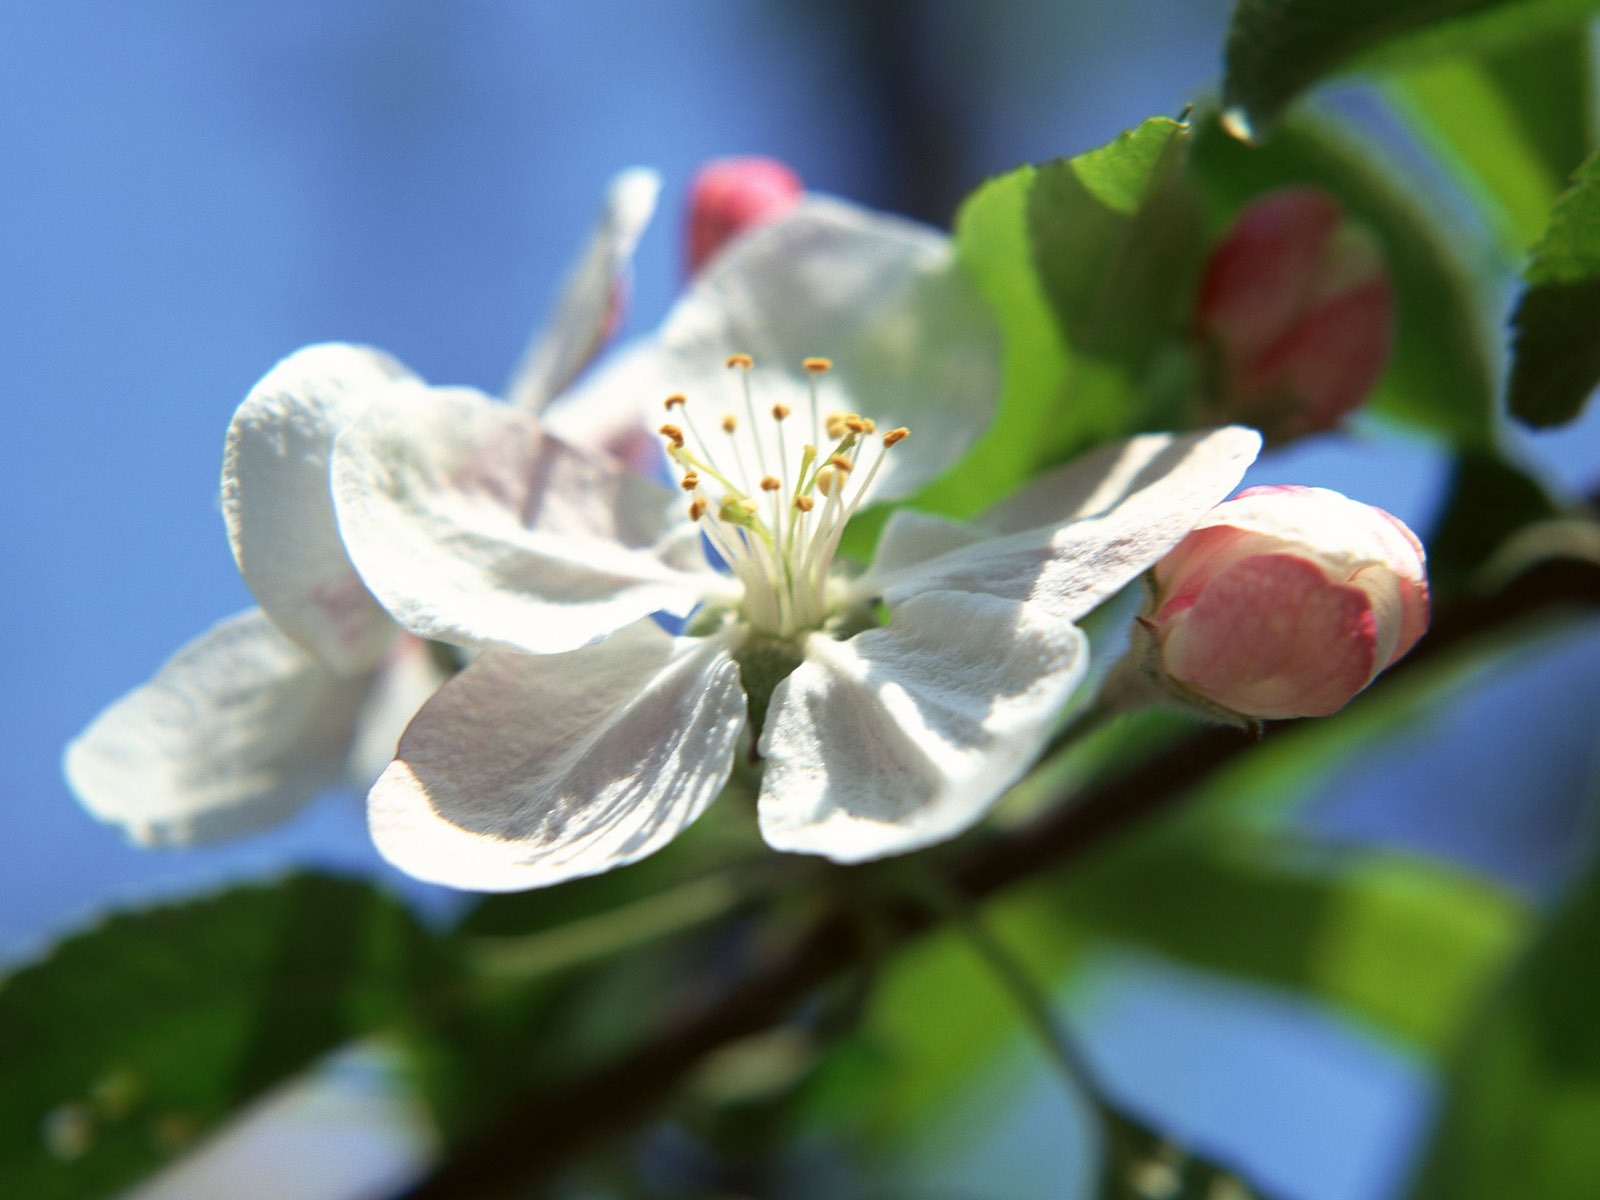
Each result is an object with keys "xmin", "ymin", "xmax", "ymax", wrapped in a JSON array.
[
  {"xmin": 1426, "ymin": 450, "xmax": 1562, "ymax": 596},
  {"xmin": 1222, "ymin": 0, "xmax": 1600, "ymax": 140},
  {"xmin": 1509, "ymin": 152, "xmax": 1600, "ymax": 426},
  {"xmin": 0, "ymin": 874, "xmax": 435, "ymax": 1200},
  {"xmin": 802, "ymin": 874, "xmax": 1092, "ymax": 1148},
  {"xmin": 406, "ymin": 827, "xmax": 786, "ymax": 1146},
  {"xmin": 1387, "ymin": 29, "xmax": 1593, "ymax": 251},
  {"xmin": 1059, "ymin": 840, "xmax": 1525, "ymax": 1053},
  {"xmin": 1406, "ymin": 851, "xmax": 1600, "ymax": 1199},
  {"xmin": 1191, "ymin": 112, "xmax": 1497, "ymax": 446},
  {"xmin": 911, "ymin": 117, "xmax": 1203, "ymax": 523}
]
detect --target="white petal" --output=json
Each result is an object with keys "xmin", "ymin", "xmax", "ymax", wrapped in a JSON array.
[
  {"xmin": 657, "ymin": 196, "xmax": 1002, "ymax": 502},
  {"xmin": 223, "ymin": 343, "xmax": 417, "ymax": 673},
  {"xmin": 64, "ymin": 610, "xmax": 370, "ymax": 846},
  {"xmin": 758, "ymin": 591, "xmax": 1087, "ymax": 862},
  {"xmin": 856, "ymin": 509, "xmax": 987, "ymax": 581},
  {"xmin": 368, "ymin": 623, "xmax": 747, "ymax": 891},
  {"xmin": 542, "ymin": 337, "xmax": 671, "ymax": 476},
  {"xmin": 505, "ymin": 167, "xmax": 662, "ymax": 410},
  {"xmin": 857, "ymin": 427, "xmax": 1262, "ymax": 621},
  {"xmin": 979, "ymin": 427, "xmax": 1262, "ymax": 536},
  {"xmin": 333, "ymin": 386, "xmax": 730, "ymax": 655},
  {"xmin": 343, "ymin": 635, "xmax": 456, "ymax": 790}
]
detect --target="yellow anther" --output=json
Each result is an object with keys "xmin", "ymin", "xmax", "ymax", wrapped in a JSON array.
[
  {"xmin": 721, "ymin": 414, "xmax": 738, "ymax": 433},
  {"xmin": 680, "ymin": 472, "xmax": 700, "ymax": 491},
  {"xmin": 825, "ymin": 413, "xmax": 848, "ymax": 438},
  {"xmin": 882, "ymin": 426, "xmax": 910, "ymax": 447},
  {"xmin": 828, "ymin": 455, "xmax": 854, "ymax": 472},
  {"xmin": 803, "ymin": 357, "xmax": 833, "ymax": 374},
  {"xmin": 760, "ymin": 475, "xmax": 782, "ymax": 492},
  {"xmin": 795, "ymin": 494, "xmax": 816, "ymax": 513},
  {"xmin": 844, "ymin": 414, "xmax": 868, "ymax": 434},
  {"xmin": 688, "ymin": 497, "xmax": 708, "ymax": 521},
  {"xmin": 725, "ymin": 353, "xmax": 754, "ymax": 370},
  {"xmin": 658, "ymin": 423, "xmax": 685, "ymax": 448},
  {"xmin": 817, "ymin": 467, "xmax": 838, "ymax": 497},
  {"xmin": 719, "ymin": 496, "xmax": 758, "ymax": 527},
  {"xmin": 664, "ymin": 393, "xmax": 687, "ymax": 410},
  {"xmin": 771, "ymin": 403, "xmax": 791, "ymax": 421}
]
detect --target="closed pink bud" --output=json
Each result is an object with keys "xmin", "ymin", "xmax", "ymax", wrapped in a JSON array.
[
  {"xmin": 1137, "ymin": 485, "xmax": 1429, "ymax": 721},
  {"xmin": 686, "ymin": 157, "xmax": 804, "ymax": 276},
  {"xmin": 1195, "ymin": 187, "xmax": 1394, "ymax": 442}
]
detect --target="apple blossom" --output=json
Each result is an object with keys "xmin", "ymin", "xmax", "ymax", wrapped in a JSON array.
[
  {"xmin": 1194, "ymin": 187, "xmax": 1394, "ymax": 442},
  {"xmin": 65, "ymin": 169, "xmax": 664, "ymax": 845},
  {"xmin": 1130, "ymin": 484, "xmax": 1430, "ymax": 723},
  {"xmin": 330, "ymin": 200, "xmax": 1261, "ymax": 888}
]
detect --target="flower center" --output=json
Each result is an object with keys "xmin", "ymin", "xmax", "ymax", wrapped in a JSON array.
[{"xmin": 659, "ymin": 354, "xmax": 908, "ymax": 639}]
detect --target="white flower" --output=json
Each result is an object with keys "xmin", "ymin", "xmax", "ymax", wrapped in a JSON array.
[
  {"xmin": 65, "ymin": 170, "xmax": 663, "ymax": 845},
  {"xmin": 332, "ymin": 199, "xmax": 1263, "ymax": 890}
]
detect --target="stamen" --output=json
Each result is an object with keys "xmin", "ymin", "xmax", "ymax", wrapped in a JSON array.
[{"xmin": 662, "ymin": 355, "xmax": 895, "ymax": 640}]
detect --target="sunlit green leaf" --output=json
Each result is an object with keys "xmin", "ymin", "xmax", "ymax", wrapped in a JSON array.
[
  {"xmin": 1191, "ymin": 112, "xmax": 1497, "ymax": 446},
  {"xmin": 1406, "ymin": 852, "xmax": 1600, "ymax": 1199},
  {"xmin": 0, "ymin": 874, "xmax": 435, "ymax": 1200},
  {"xmin": 906, "ymin": 117, "xmax": 1202, "ymax": 526},
  {"xmin": 1509, "ymin": 152, "xmax": 1600, "ymax": 426},
  {"xmin": 1222, "ymin": 0, "xmax": 1600, "ymax": 140},
  {"xmin": 1386, "ymin": 29, "xmax": 1593, "ymax": 252}
]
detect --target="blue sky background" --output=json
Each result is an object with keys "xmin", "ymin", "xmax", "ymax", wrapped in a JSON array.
[{"xmin": 5, "ymin": 4, "xmax": 1599, "ymax": 1198}]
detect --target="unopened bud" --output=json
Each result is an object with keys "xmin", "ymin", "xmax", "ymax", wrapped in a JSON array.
[
  {"xmin": 1194, "ymin": 188, "xmax": 1393, "ymax": 442},
  {"xmin": 1132, "ymin": 485, "xmax": 1429, "ymax": 722},
  {"xmin": 686, "ymin": 157, "xmax": 804, "ymax": 276}
]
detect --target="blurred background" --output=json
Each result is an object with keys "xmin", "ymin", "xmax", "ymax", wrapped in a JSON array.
[{"xmin": 5, "ymin": 3, "xmax": 1599, "ymax": 1198}]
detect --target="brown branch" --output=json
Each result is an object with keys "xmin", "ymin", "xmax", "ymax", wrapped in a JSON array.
[{"xmin": 402, "ymin": 555, "xmax": 1600, "ymax": 1199}]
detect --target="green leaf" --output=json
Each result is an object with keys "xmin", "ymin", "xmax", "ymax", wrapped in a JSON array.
[
  {"xmin": 1386, "ymin": 29, "xmax": 1593, "ymax": 252},
  {"xmin": 1058, "ymin": 840, "xmax": 1525, "ymax": 1052},
  {"xmin": 1191, "ymin": 112, "xmax": 1497, "ymax": 446},
  {"xmin": 1425, "ymin": 450, "xmax": 1562, "ymax": 596},
  {"xmin": 1406, "ymin": 852, "xmax": 1600, "ymax": 1199},
  {"xmin": 0, "ymin": 874, "xmax": 435, "ymax": 1200},
  {"xmin": 1029, "ymin": 119, "xmax": 1204, "ymax": 370},
  {"xmin": 910, "ymin": 117, "xmax": 1203, "ymax": 523},
  {"xmin": 1509, "ymin": 152, "xmax": 1600, "ymax": 426},
  {"xmin": 1222, "ymin": 0, "xmax": 1600, "ymax": 140}
]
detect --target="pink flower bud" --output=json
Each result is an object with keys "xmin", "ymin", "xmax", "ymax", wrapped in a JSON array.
[
  {"xmin": 1194, "ymin": 187, "xmax": 1394, "ymax": 442},
  {"xmin": 685, "ymin": 157, "xmax": 804, "ymax": 276},
  {"xmin": 1136, "ymin": 485, "xmax": 1429, "ymax": 721}
]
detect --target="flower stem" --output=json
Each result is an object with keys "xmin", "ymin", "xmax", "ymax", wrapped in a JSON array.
[{"xmin": 887, "ymin": 862, "xmax": 1137, "ymax": 1189}]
